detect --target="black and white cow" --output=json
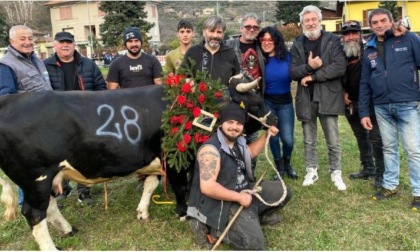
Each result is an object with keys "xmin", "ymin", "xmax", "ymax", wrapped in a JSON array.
[{"xmin": 0, "ymin": 85, "xmax": 168, "ymax": 250}]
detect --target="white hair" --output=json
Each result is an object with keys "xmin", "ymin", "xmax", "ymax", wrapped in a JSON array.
[
  {"xmin": 299, "ymin": 5, "xmax": 322, "ymax": 24},
  {"xmin": 9, "ymin": 25, "xmax": 32, "ymax": 40}
]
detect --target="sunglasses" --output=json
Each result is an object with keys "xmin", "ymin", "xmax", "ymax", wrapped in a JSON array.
[
  {"xmin": 341, "ymin": 22, "xmax": 360, "ymax": 31},
  {"xmin": 259, "ymin": 38, "xmax": 274, "ymax": 44},
  {"xmin": 243, "ymin": 25, "xmax": 260, "ymax": 31}
]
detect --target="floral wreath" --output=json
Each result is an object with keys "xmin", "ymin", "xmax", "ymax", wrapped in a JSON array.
[{"xmin": 161, "ymin": 68, "xmax": 225, "ymax": 172}]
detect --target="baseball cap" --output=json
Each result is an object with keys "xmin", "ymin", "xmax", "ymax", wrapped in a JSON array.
[
  {"xmin": 54, "ymin": 31, "xmax": 74, "ymax": 42},
  {"xmin": 341, "ymin": 20, "xmax": 361, "ymax": 34}
]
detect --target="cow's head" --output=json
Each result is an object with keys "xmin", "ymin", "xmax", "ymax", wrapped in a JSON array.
[{"xmin": 228, "ymin": 72, "xmax": 277, "ymax": 135}]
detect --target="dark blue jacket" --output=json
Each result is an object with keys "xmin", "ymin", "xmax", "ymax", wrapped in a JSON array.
[
  {"xmin": 359, "ymin": 31, "xmax": 420, "ymax": 118},
  {"xmin": 44, "ymin": 50, "xmax": 106, "ymax": 91}
]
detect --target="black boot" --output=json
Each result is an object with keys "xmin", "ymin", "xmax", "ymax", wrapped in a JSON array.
[
  {"xmin": 283, "ymin": 157, "xmax": 298, "ymax": 180},
  {"xmin": 349, "ymin": 163, "xmax": 376, "ymax": 180},
  {"xmin": 274, "ymin": 158, "xmax": 285, "ymax": 180}
]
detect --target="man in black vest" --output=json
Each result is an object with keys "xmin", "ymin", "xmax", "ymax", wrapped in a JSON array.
[{"xmin": 186, "ymin": 103, "xmax": 291, "ymax": 250}]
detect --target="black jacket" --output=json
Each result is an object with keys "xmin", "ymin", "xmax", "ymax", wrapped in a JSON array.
[
  {"xmin": 44, "ymin": 50, "xmax": 106, "ymax": 91},
  {"xmin": 182, "ymin": 40, "xmax": 240, "ymax": 86}
]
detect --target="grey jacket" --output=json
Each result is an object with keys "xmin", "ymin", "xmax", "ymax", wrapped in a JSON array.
[
  {"xmin": 289, "ymin": 31, "xmax": 346, "ymax": 122},
  {"xmin": 225, "ymin": 37, "xmax": 266, "ymax": 97}
]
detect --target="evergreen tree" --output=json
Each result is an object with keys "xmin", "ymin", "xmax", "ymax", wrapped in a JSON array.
[
  {"xmin": 378, "ymin": 1, "xmax": 399, "ymax": 21},
  {"xmin": 275, "ymin": 1, "xmax": 320, "ymax": 25},
  {"xmin": 99, "ymin": 1, "xmax": 154, "ymax": 48}
]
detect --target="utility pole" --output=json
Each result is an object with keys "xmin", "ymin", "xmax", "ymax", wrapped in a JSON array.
[{"xmin": 87, "ymin": 0, "xmax": 94, "ymax": 58}]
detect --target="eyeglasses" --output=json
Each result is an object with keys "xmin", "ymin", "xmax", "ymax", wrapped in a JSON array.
[
  {"xmin": 259, "ymin": 38, "xmax": 274, "ymax": 44},
  {"xmin": 341, "ymin": 21, "xmax": 360, "ymax": 31},
  {"xmin": 243, "ymin": 25, "xmax": 260, "ymax": 31}
]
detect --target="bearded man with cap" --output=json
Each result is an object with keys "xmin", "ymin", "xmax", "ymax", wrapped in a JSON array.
[
  {"xmin": 107, "ymin": 27, "xmax": 163, "ymax": 89},
  {"xmin": 341, "ymin": 20, "xmax": 385, "ymax": 188},
  {"xmin": 186, "ymin": 103, "xmax": 291, "ymax": 250},
  {"xmin": 43, "ymin": 31, "xmax": 106, "ymax": 206}
]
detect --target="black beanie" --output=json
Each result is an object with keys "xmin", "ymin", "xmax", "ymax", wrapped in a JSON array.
[
  {"xmin": 219, "ymin": 103, "xmax": 246, "ymax": 124},
  {"xmin": 123, "ymin": 27, "xmax": 143, "ymax": 45}
]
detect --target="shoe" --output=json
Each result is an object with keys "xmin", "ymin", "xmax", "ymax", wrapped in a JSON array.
[
  {"xmin": 56, "ymin": 187, "xmax": 72, "ymax": 201},
  {"xmin": 349, "ymin": 166, "xmax": 375, "ymax": 180},
  {"xmin": 78, "ymin": 191, "xmax": 94, "ymax": 206},
  {"xmin": 331, "ymin": 170, "xmax": 347, "ymax": 191},
  {"xmin": 372, "ymin": 187, "xmax": 399, "ymax": 200},
  {"xmin": 188, "ymin": 218, "xmax": 212, "ymax": 250},
  {"xmin": 274, "ymin": 159, "xmax": 285, "ymax": 178},
  {"xmin": 302, "ymin": 167, "xmax": 319, "ymax": 186},
  {"xmin": 374, "ymin": 177, "xmax": 383, "ymax": 188},
  {"xmin": 283, "ymin": 157, "xmax": 298, "ymax": 180},
  {"xmin": 260, "ymin": 213, "xmax": 282, "ymax": 225},
  {"xmin": 411, "ymin": 196, "xmax": 420, "ymax": 212}
]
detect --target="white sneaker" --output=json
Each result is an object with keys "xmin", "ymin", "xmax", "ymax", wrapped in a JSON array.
[
  {"xmin": 331, "ymin": 170, "xmax": 347, "ymax": 191},
  {"xmin": 302, "ymin": 167, "xmax": 319, "ymax": 186}
]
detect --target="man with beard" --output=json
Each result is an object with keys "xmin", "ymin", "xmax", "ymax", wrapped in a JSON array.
[
  {"xmin": 289, "ymin": 5, "xmax": 347, "ymax": 190},
  {"xmin": 341, "ymin": 21, "xmax": 385, "ymax": 188},
  {"xmin": 181, "ymin": 15, "xmax": 240, "ymax": 88},
  {"xmin": 43, "ymin": 31, "xmax": 107, "ymax": 205},
  {"xmin": 359, "ymin": 8, "xmax": 420, "ymax": 211},
  {"xmin": 187, "ymin": 102, "xmax": 291, "ymax": 250},
  {"xmin": 107, "ymin": 27, "xmax": 163, "ymax": 89}
]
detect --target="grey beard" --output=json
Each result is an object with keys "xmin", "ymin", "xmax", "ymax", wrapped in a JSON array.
[
  {"xmin": 303, "ymin": 28, "xmax": 321, "ymax": 40},
  {"xmin": 343, "ymin": 41, "xmax": 361, "ymax": 58}
]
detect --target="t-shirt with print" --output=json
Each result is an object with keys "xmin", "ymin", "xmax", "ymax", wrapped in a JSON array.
[
  {"xmin": 239, "ymin": 41, "xmax": 261, "ymax": 81},
  {"xmin": 106, "ymin": 53, "xmax": 163, "ymax": 88},
  {"xmin": 230, "ymin": 143, "xmax": 249, "ymax": 191}
]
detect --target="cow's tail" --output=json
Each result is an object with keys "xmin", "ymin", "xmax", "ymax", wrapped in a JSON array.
[{"xmin": 0, "ymin": 176, "xmax": 17, "ymax": 221}]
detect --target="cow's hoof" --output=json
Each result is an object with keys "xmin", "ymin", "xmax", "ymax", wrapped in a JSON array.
[{"xmin": 64, "ymin": 226, "xmax": 79, "ymax": 237}]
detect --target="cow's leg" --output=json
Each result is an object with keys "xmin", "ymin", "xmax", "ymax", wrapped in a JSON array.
[
  {"xmin": 136, "ymin": 175, "xmax": 159, "ymax": 220},
  {"xmin": 166, "ymin": 165, "xmax": 191, "ymax": 218},
  {"xmin": 0, "ymin": 177, "xmax": 17, "ymax": 221},
  {"xmin": 46, "ymin": 196, "xmax": 73, "ymax": 236},
  {"xmin": 32, "ymin": 218, "xmax": 58, "ymax": 251}
]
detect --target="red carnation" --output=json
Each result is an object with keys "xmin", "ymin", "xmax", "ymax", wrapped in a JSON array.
[
  {"xmin": 185, "ymin": 121, "xmax": 193, "ymax": 130},
  {"xmin": 199, "ymin": 82, "xmax": 207, "ymax": 92},
  {"xmin": 177, "ymin": 95, "xmax": 186, "ymax": 105},
  {"xmin": 192, "ymin": 107, "xmax": 201, "ymax": 118},
  {"xmin": 181, "ymin": 83, "xmax": 192, "ymax": 94},
  {"xmin": 170, "ymin": 116, "xmax": 181, "ymax": 125},
  {"xmin": 183, "ymin": 134, "xmax": 192, "ymax": 144},
  {"xmin": 198, "ymin": 94, "xmax": 205, "ymax": 104},
  {"xmin": 194, "ymin": 133, "xmax": 202, "ymax": 143},
  {"xmin": 213, "ymin": 112, "xmax": 220, "ymax": 118},
  {"xmin": 177, "ymin": 141, "xmax": 187, "ymax": 152},
  {"xmin": 214, "ymin": 91, "xmax": 223, "ymax": 98},
  {"xmin": 201, "ymin": 135, "xmax": 210, "ymax": 143},
  {"xmin": 170, "ymin": 127, "xmax": 179, "ymax": 135},
  {"xmin": 186, "ymin": 100, "xmax": 194, "ymax": 109}
]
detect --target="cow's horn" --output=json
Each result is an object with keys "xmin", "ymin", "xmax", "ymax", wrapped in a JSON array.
[{"xmin": 236, "ymin": 77, "xmax": 261, "ymax": 93}]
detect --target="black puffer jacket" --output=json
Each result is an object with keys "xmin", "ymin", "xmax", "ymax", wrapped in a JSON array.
[{"xmin": 44, "ymin": 50, "xmax": 106, "ymax": 91}]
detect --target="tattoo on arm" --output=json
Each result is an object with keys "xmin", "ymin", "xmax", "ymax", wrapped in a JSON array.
[{"xmin": 198, "ymin": 150, "xmax": 219, "ymax": 181}]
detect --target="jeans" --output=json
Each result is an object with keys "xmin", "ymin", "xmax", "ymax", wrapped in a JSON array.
[
  {"xmin": 211, "ymin": 180, "xmax": 292, "ymax": 250},
  {"xmin": 302, "ymin": 101, "xmax": 341, "ymax": 171},
  {"xmin": 374, "ymin": 102, "xmax": 420, "ymax": 196},
  {"xmin": 345, "ymin": 102, "xmax": 384, "ymax": 176},
  {"xmin": 264, "ymin": 100, "xmax": 295, "ymax": 160}
]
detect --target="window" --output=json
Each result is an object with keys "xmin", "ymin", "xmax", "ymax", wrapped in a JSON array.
[
  {"xmin": 97, "ymin": 3, "xmax": 105, "ymax": 16},
  {"xmin": 151, "ymin": 6, "xmax": 157, "ymax": 18},
  {"xmin": 60, "ymin": 6, "xmax": 72, "ymax": 20}
]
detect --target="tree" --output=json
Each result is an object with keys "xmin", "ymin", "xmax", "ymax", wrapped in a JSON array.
[
  {"xmin": 0, "ymin": 9, "xmax": 8, "ymax": 47},
  {"xmin": 99, "ymin": 1, "xmax": 154, "ymax": 48},
  {"xmin": 275, "ymin": 1, "xmax": 320, "ymax": 25},
  {"xmin": 378, "ymin": 1, "xmax": 399, "ymax": 21},
  {"xmin": 0, "ymin": 1, "xmax": 51, "ymax": 32}
]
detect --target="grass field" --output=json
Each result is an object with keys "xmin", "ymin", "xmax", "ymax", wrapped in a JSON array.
[{"xmin": 1, "ymin": 84, "xmax": 419, "ymax": 250}]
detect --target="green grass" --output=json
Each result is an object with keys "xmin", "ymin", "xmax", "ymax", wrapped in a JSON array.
[{"xmin": 1, "ymin": 99, "xmax": 419, "ymax": 250}]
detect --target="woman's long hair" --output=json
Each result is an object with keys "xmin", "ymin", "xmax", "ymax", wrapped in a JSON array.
[{"xmin": 257, "ymin": 26, "xmax": 287, "ymax": 61}]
